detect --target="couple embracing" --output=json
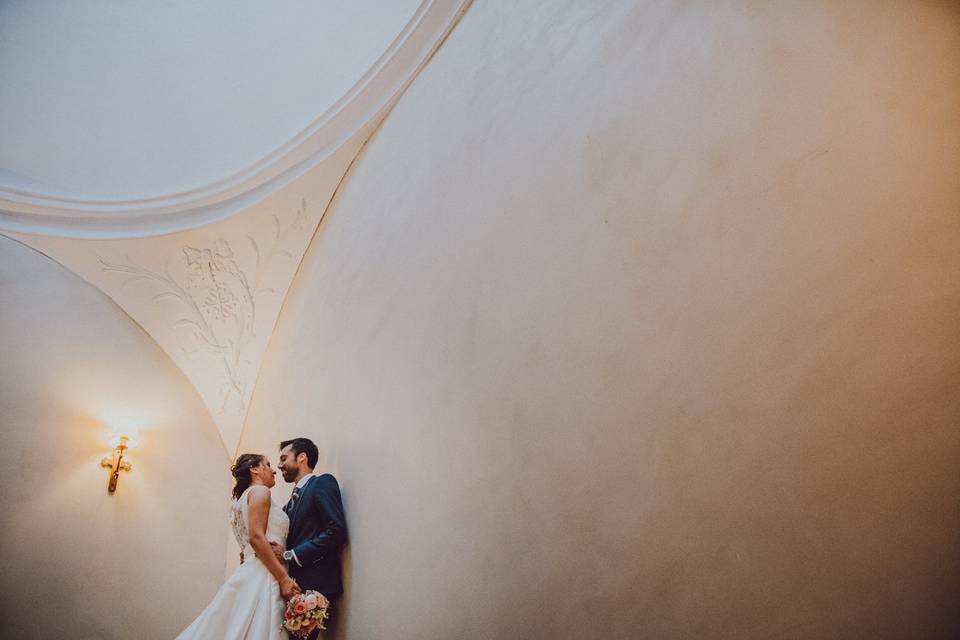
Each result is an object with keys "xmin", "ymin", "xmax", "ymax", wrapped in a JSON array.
[{"xmin": 177, "ymin": 438, "xmax": 348, "ymax": 640}]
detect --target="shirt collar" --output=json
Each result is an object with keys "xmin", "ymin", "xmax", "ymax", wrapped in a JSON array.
[{"xmin": 295, "ymin": 472, "xmax": 315, "ymax": 490}]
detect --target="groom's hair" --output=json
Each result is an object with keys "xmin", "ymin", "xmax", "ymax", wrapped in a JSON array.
[{"xmin": 280, "ymin": 437, "xmax": 318, "ymax": 469}]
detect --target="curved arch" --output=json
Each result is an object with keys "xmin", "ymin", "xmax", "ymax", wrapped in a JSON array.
[
  {"xmin": 0, "ymin": 0, "xmax": 471, "ymax": 239},
  {"xmin": 0, "ymin": 231, "xmax": 233, "ymax": 462}
]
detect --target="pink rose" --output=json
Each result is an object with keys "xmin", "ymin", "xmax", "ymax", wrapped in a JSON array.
[{"xmin": 293, "ymin": 601, "xmax": 307, "ymax": 614}]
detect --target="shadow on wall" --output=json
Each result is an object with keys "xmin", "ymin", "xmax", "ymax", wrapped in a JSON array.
[{"xmin": 327, "ymin": 545, "xmax": 351, "ymax": 638}]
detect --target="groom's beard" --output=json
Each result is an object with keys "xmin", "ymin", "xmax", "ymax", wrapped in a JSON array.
[{"xmin": 281, "ymin": 468, "xmax": 297, "ymax": 483}]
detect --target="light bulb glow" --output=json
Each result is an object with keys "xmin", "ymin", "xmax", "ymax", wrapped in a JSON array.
[{"xmin": 109, "ymin": 435, "xmax": 139, "ymax": 450}]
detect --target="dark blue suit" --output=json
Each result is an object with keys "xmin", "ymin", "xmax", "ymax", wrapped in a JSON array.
[{"xmin": 285, "ymin": 473, "xmax": 348, "ymax": 600}]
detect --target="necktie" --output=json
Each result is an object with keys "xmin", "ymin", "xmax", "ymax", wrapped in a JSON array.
[{"xmin": 285, "ymin": 487, "xmax": 301, "ymax": 514}]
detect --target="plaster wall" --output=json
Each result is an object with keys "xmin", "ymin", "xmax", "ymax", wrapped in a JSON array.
[
  {"xmin": 0, "ymin": 236, "xmax": 231, "ymax": 639},
  {"xmin": 245, "ymin": 1, "xmax": 960, "ymax": 638}
]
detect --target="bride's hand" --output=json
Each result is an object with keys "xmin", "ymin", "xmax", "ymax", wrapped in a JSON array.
[{"xmin": 280, "ymin": 576, "xmax": 301, "ymax": 600}]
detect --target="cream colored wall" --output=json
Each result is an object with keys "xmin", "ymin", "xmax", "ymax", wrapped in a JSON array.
[
  {"xmin": 242, "ymin": 1, "xmax": 960, "ymax": 638},
  {"xmin": 0, "ymin": 236, "xmax": 231, "ymax": 638}
]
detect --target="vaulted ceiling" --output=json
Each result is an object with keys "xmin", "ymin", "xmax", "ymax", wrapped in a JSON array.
[{"xmin": 0, "ymin": 0, "xmax": 471, "ymax": 455}]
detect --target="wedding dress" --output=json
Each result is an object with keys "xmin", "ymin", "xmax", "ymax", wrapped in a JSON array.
[{"xmin": 176, "ymin": 486, "xmax": 290, "ymax": 639}]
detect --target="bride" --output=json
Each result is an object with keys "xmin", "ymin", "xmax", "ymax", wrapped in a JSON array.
[{"xmin": 176, "ymin": 453, "xmax": 300, "ymax": 639}]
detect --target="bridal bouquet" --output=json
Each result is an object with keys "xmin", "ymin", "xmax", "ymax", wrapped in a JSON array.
[{"xmin": 282, "ymin": 590, "xmax": 330, "ymax": 638}]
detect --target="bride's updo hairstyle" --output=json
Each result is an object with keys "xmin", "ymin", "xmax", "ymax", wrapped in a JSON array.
[{"xmin": 231, "ymin": 453, "xmax": 265, "ymax": 500}]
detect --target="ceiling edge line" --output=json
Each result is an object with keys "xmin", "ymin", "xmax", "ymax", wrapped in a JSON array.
[{"xmin": 0, "ymin": 0, "xmax": 471, "ymax": 239}]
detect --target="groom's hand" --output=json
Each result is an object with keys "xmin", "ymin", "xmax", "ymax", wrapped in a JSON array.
[{"xmin": 269, "ymin": 541, "xmax": 286, "ymax": 563}]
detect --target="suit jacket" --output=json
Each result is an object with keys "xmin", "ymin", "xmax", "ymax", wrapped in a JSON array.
[{"xmin": 285, "ymin": 473, "xmax": 348, "ymax": 599}]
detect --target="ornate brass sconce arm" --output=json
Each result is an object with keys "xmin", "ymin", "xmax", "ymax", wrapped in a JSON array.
[{"xmin": 100, "ymin": 435, "xmax": 134, "ymax": 493}]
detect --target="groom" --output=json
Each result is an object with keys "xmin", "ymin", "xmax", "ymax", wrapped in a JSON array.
[{"xmin": 271, "ymin": 437, "xmax": 348, "ymax": 630}]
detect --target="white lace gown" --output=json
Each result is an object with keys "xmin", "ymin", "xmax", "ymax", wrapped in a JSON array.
[{"xmin": 176, "ymin": 487, "xmax": 290, "ymax": 639}]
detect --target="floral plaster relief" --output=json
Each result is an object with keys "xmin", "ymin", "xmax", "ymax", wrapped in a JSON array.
[{"xmin": 10, "ymin": 138, "xmax": 364, "ymax": 456}]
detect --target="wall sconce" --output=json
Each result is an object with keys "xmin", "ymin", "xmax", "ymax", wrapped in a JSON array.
[{"xmin": 100, "ymin": 435, "xmax": 137, "ymax": 493}]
